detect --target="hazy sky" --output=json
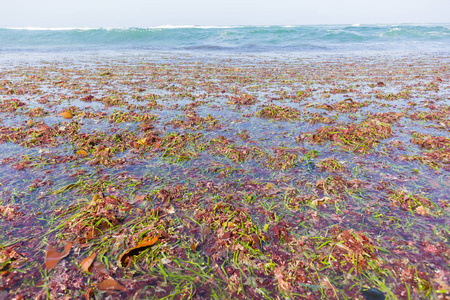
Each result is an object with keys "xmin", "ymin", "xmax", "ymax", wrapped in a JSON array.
[{"xmin": 1, "ymin": 0, "xmax": 449, "ymax": 28}]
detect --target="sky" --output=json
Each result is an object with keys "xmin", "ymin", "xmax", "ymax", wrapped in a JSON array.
[{"xmin": 1, "ymin": 0, "xmax": 449, "ymax": 28}]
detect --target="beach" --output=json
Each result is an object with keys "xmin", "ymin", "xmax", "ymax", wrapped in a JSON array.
[{"xmin": 0, "ymin": 49, "xmax": 449, "ymax": 299}]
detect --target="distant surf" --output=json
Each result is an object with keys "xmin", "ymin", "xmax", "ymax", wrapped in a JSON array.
[{"xmin": 1, "ymin": 24, "xmax": 449, "ymax": 53}]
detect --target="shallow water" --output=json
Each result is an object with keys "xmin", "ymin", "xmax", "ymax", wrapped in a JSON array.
[{"xmin": 0, "ymin": 52, "xmax": 449, "ymax": 299}]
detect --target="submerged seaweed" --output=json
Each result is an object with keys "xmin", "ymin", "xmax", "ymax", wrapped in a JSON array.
[{"xmin": 0, "ymin": 53, "xmax": 449, "ymax": 299}]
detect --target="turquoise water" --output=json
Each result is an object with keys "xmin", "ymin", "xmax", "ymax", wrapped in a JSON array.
[{"xmin": 1, "ymin": 24, "xmax": 450, "ymax": 53}]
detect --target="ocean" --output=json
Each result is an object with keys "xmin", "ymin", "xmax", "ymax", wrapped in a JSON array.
[{"xmin": 1, "ymin": 24, "xmax": 450, "ymax": 55}]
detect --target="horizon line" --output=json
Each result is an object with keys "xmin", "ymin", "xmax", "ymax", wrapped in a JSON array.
[{"xmin": 2, "ymin": 22, "xmax": 450, "ymax": 31}]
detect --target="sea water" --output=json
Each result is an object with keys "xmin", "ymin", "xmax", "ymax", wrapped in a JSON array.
[{"xmin": 1, "ymin": 24, "xmax": 449, "ymax": 55}]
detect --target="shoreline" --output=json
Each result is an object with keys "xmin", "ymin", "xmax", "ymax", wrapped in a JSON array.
[{"xmin": 1, "ymin": 50, "xmax": 450, "ymax": 70}]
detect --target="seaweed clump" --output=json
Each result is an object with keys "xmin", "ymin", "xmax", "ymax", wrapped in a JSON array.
[
  {"xmin": 297, "ymin": 118, "xmax": 393, "ymax": 153},
  {"xmin": 256, "ymin": 104, "xmax": 301, "ymax": 120},
  {"xmin": 63, "ymin": 193, "xmax": 133, "ymax": 240},
  {"xmin": 401, "ymin": 133, "xmax": 450, "ymax": 170}
]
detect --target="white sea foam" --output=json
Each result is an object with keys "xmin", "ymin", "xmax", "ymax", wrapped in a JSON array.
[
  {"xmin": 97, "ymin": 25, "xmax": 245, "ymax": 31},
  {"xmin": 150, "ymin": 25, "xmax": 241, "ymax": 29},
  {"xmin": 4, "ymin": 27, "xmax": 99, "ymax": 31}
]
